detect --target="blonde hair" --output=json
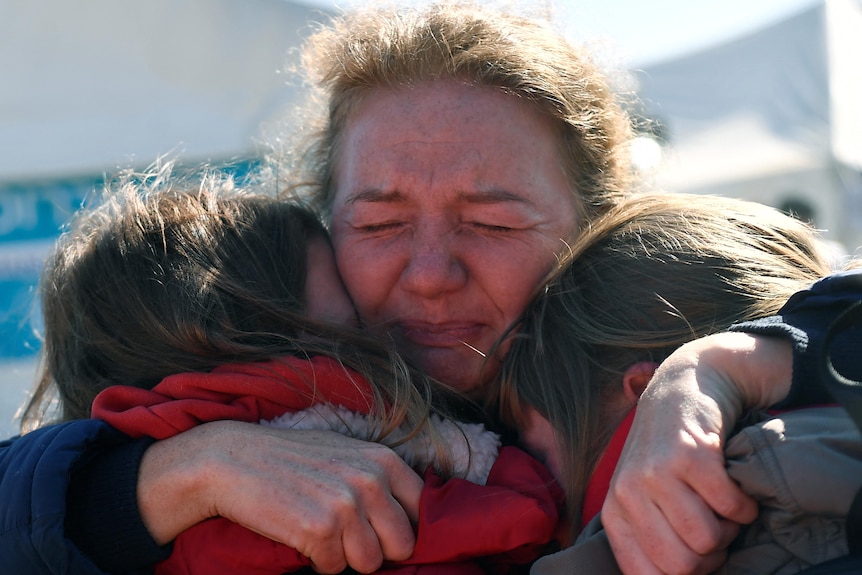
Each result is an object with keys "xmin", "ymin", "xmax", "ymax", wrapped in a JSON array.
[
  {"xmin": 496, "ymin": 193, "xmax": 836, "ymax": 538},
  {"xmin": 292, "ymin": 1, "xmax": 634, "ymax": 223},
  {"xmin": 23, "ymin": 166, "xmax": 466, "ymax": 475}
]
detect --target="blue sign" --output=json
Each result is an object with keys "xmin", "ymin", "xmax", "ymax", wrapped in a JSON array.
[
  {"xmin": 0, "ymin": 176, "xmax": 98, "ymax": 358},
  {"xmin": 0, "ymin": 159, "xmax": 261, "ymax": 359}
]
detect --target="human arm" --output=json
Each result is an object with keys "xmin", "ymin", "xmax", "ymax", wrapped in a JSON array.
[
  {"xmin": 138, "ymin": 422, "xmax": 422, "ymax": 573},
  {"xmin": 88, "ymin": 356, "xmax": 424, "ymax": 574},
  {"xmin": 602, "ymin": 269, "xmax": 862, "ymax": 575},
  {"xmin": 154, "ymin": 444, "xmax": 562, "ymax": 575},
  {"xmin": 0, "ymin": 419, "xmax": 161, "ymax": 575},
  {"xmin": 602, "ymin": 332, "xmax": 785, "ymax": 575},
  {"xmin": 1, "ymin": 408, "xmax": 420, "ymax": 574},
  {"xmin": 92, "ymin": 359, "xmax": 560, "ymax": 575}
]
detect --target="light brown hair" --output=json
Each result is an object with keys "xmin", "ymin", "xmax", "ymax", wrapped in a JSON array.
[
  {"xmin": 291, "ymin": 1, "xmax": 634, "ymax": 223},
  {"xmin": 495, "ymin": 193, "xmax": 836, "ymax": 538}
]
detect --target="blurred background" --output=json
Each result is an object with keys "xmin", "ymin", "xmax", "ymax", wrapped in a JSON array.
[{"xmin": 2, "ymin": 0, "xmax": 860, "ymax": 436}]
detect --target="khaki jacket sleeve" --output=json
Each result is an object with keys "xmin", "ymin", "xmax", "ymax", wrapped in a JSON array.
[{"xmin": 530, "ymin": 514, "xmax": 622, "ymax": 575}]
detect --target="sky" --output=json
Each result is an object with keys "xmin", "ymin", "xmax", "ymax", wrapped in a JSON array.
[
  {"xmin": 556, "ymin": 0, "xmax": 822, "ymax": 65},
  {"xmin": 308, "ymin": 0, "xmax": 823, "ymax": 66}
]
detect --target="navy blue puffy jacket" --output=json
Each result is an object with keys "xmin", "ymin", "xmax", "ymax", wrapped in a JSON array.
[{"xmin": 0, "ymin": 419, "xmax": 121, "ymax": 573}]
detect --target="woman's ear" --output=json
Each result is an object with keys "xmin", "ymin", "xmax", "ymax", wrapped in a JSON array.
[{"xmin": 622, "ymin": 362, "xmax": 659, "ymax": 403}]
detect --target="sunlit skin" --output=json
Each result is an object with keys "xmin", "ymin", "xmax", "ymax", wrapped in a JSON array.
[
  {"xmin": 329, "ymin": 80, "xmax": 579, "ymax": 394},
  {"xmin": 304, "ymin": 234, "xmax": 358, "ymax": 326}
]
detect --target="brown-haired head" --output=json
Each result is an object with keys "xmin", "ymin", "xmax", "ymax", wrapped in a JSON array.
[
  {"xmin": 24, "ymin": 167, "xmax": 328, "ymax": 426},
  {"xmin": 293, "ymin": 2, "xmax": 634, "ymax": 224},
  {"xmin": 496, "ymin": 192, "xmax": 836, "ymax": 537}
]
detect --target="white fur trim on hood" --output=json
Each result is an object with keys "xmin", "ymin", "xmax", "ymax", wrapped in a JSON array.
[{"xmin": 262, "ymin": 404, "xmax": 501, "ymax": 485}]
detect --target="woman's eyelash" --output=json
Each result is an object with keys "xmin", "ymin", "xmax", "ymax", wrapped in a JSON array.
[
  {"xmin": 358, "ymin": 222, "xmax": 402, "ymax": 232},
  {"xmin": 472, "ymin": 222, "xmax": 514, "ymax": 232}
]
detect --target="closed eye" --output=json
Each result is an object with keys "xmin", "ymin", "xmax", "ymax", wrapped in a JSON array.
[
  {"xmin": 469, "ymin": 222, "xmax": 515, "ymax": 233},
  {"xmin": 357, "ymin": 221, "xmax": 405, "ymax": 233}
]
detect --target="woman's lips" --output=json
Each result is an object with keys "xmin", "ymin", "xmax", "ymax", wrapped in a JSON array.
[{"xmin": 398, "ymin": 322, "xmax": 484, "ymax": 348}]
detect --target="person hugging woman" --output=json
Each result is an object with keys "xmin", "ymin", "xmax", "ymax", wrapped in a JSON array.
[{"xmin": 494, "ymin": 192, "xmax": 862, "ymax": 574}]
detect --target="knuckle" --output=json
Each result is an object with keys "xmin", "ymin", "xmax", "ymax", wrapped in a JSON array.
[
  {"xmin": 339, "ymin": 466, "xmax": 389, "ymax": 499},
  {"xmin": 686, "ymin": 525, "xmax": 721, "ymax": 555},
  {"xmin": 363, "ymin": 441, "xmax": 399, "ymax": 462},
  {"xmin": 298, "ymin": 510, "xmax": 341, "ymax": 540},
  {"xmin": 611, "ymin": 473, "xmax": 646, "ymax": 505},
  {"xmin": 326, "ymin": 490, "xmax": 362, "ymax": 519},
  {"xmin": 348, "ymin": 468, "xmax": 384, "ymax": 491}
]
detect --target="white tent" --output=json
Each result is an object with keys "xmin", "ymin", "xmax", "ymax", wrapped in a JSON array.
[
  {"xmin": 0, "ymin": 0, "xmax": 330, "ymax": 181},
  {"xmin": 635, "ymin": 0, "xmax": 862, "ymax": 254}
]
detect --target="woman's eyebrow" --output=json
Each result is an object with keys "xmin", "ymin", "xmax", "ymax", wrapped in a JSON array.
[
  {"xmin": 345, "ymin": 189, "xmax": 406, "ymax": 204},
  {"xmin": 458, "ymin": 189, "xmax": 531, "ymax": 205},
  {"xmin": 346, "ymin": 189, "xmax": 530, "ymax": 205}
]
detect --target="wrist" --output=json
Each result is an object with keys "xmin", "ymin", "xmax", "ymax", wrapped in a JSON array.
[
  {"xmin": 640, "ymin": 340, "xmax": 742, "ymax": 440},
  {"xmin": 137, "ymin": 426, "xmax": 221, "ymax": 544},
  {"xmin": 638, "ymin": 331, "xmax": 793, "ymax": 441},
  {"xmin": 693, "ymin": 332, "xmax": 793, "ymax": 411}
]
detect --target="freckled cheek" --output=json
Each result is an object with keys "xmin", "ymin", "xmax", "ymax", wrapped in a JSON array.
[
  {"xmin": 333, "ymin": 243, "xmax": 402, "ymax": 323},
  {"xmin": 466, "ymin": 244, "xmax": 558, "ymax": 316}
]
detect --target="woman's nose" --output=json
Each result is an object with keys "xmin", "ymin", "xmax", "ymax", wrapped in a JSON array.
[{"xmin": 399, "ymin": 226, "xmax": 467, "ymax": 299}]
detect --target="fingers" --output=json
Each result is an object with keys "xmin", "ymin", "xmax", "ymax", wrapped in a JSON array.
[
  {"xmin": 603, "ymin": 493, "xmax": 657, "ymax": 575},
  {"xmin": 689, "ymin": 465, "xmax": 758, "ymax": 527},
  {"xmin": 604, "ymin": 433, "xmax": 755, "ymax": 575},
  {"xmin": 302, "ymin": 507, "xmax": 379, "ymax": 574},
  {"xmin": 604, "ymin": 470, "xmax": 706, "ymax": 574},
  {"xmin": 652, "ymin": 452, "xmax": 752, "ymax": 556},
  {"xmin": 304, "ymin": 483, "xmax": 415, "ymax": 574},
  {"xmin": 385, "ymin": 455, "xmax": 425, "ymax": 524},
  {"xmin": 337, "ymin": 459, "xmax": 422, "ymax": 571},
  {"xmin": 602, "ymin": 419, "xmax": 753, "ymax": 572},
  {"xmin": 189, "ymin": 423, "xmax": 421, "ymax": 573},
  {"xmin": 605, "ymin": 491, "xmax": 731, "ymax": 575},
  {"xmin": 600, "ymin": 334, "xmax": 770, "ymax": 575},
  {"xmin": 363, "ymin": 461, "xmax": 424, "ymax": 563}
]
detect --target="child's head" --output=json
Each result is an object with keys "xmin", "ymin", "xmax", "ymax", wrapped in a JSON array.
[
  {"xmin": 495, "ymin": 192, "xmax": 836, "ymax": 534},
  {"xmin": 24, "ymin": 167, "xmax": 357, "ymax": 425}
]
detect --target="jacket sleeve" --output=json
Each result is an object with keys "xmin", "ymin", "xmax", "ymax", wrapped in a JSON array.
[
  {"xmin": 723, "ymin": 406, "xmax": 862, "ymax": 571},
  {"xmin": 66, "ymin": 433, "xmax": 170, "ymax": 573},
  {"xmin": 529, "ymin": 513, "xmax": 621, "ymax": 575},
  {"xmin": 729, "ymin": 269, "xmax": 862, "ymax": 409},
  {"xmin": 0, "ymin": 419, "xmax": 148, "ymax": 574},
  {"xmin": 407, "ymin": 445, "xmax": 563, "ymax": 566},
  {"xmin": 153, "ymin": 448, "xmax": 562, "ymax": 575}
]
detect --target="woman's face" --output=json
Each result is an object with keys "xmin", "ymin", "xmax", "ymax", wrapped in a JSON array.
[{"xmin": 329, "ymin": 80, "xmax": 579, "ymax": 393}]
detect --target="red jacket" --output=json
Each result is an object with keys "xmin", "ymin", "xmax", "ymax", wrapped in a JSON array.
[{"xmin": 92, "ymin": 356, "xmax": 563, "ymax": 575}]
